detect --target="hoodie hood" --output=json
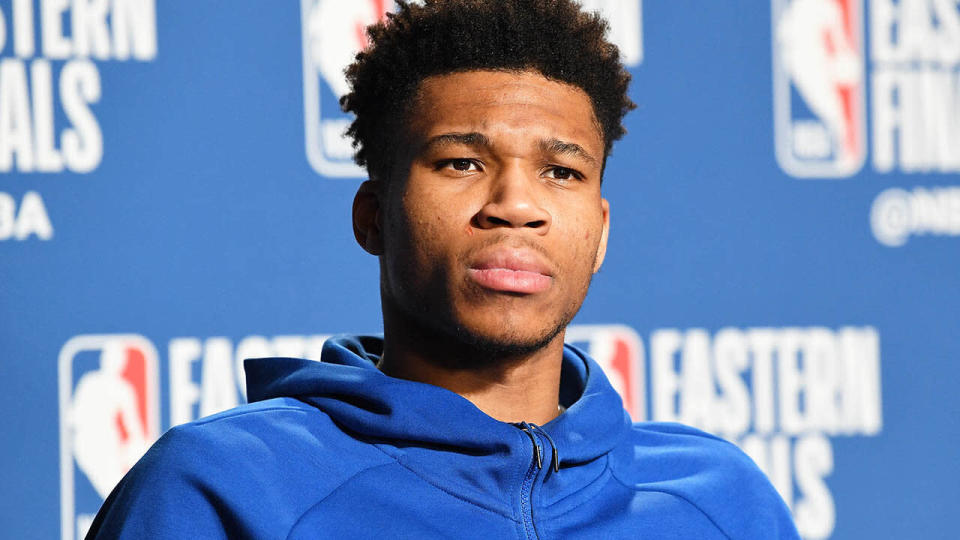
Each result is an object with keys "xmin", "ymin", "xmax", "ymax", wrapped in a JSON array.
[{"xmin": 245, "ymin": 335, "xmax": 631, "ymax": 512}]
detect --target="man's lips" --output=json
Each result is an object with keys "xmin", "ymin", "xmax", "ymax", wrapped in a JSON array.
[{"xmin": 467, "ymin": 249, "xmax": 553, "ymax": 294}]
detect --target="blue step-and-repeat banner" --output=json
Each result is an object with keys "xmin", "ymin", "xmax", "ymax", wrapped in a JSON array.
[{"xmin": 2, "ymin": 1, "xmax": 958, "ymax": 539}]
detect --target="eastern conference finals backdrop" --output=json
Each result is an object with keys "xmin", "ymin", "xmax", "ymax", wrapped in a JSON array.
[{"xmin": 1, "ymin": 1, "xmax": 958, "ymax": 539}]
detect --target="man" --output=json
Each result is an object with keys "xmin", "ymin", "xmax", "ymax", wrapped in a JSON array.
[{"xmin": 89, "ymin": 1, "xmax": 800, "ymax": 538}]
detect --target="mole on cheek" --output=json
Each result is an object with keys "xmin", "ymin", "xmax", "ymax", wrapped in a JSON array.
[{"xmin": 465, "ymin": 225, "xmax": 474, "ymax": 236}]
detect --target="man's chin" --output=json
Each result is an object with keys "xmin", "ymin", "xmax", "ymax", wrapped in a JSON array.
[
  {"xmin": 447, "ymin": 320, "xmax": 567, "ymax": 364},
  {"xmin": 385, "ymin": 292, "xmax": 575, "ymax": 366}
]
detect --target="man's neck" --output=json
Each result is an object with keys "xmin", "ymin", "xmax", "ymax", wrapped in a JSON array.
[{"xmin": 378, "ymin": 315, "xmax": 565, "ymax": 426}]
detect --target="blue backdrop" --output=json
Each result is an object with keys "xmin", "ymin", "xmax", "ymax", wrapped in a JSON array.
[{"xmin": 2, "ymin": 1, "xmax": 958, "ymax": 539}]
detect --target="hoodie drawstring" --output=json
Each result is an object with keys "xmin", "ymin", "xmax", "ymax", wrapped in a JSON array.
[
  {"xmin": 517, "ymin": 422, "xmax": 543, "ymax": 469},
  {"xmin": 514, "ymin": 422, "xmax": 560, "ymax": 473}
]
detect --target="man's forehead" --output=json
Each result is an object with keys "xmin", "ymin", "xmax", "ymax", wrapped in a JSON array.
[
  {"xmin": 415, "ymin": 70, "xmax": 594, "ymax": 112},
  {"xmin": 409, "ymin": 70, "xmax": 605, "ymax": 152}
]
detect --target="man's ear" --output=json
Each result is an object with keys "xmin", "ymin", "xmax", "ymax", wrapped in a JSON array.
[
  {"xmin": 353, "ymin": 180, "xmax": 384, "ymax": 255},
  {"xmin": 593, "ymin": 198, "xmax": 610, "ymax": 273}
]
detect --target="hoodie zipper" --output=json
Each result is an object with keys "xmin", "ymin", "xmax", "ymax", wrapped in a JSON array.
[{"xmin": 515, "ymin": 422, "xmax": 544, "ymax": 540}]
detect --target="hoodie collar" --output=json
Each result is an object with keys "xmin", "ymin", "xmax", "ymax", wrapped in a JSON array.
[{"xmin": 245, "ymin": 335, "xmax": 630, "ymax": 509}]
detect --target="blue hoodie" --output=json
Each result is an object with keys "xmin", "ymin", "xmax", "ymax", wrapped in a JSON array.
[{"xmin": 88, "ymin": 335, "xmax": 799, "ymax": 539}]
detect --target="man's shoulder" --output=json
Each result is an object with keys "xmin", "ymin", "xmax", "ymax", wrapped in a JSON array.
[
  {"xmin": 615, "ymin": 421, "xmax": 761, "ymax": 486},
  {"xmin": 181, "ymin": 396, "xmax": 326, "ymax": 437},
  {"xmin": 627, "ymin": 420, "xmax": 746, "ymax": 456},
  {"xmin": 87, "ymin": 398, "xmax": 396, "ymax": 538},
  {"xmin": 148, "ymin": 397, "xmax": 392, "ymax": 475},
  {"xmin": 611, "ymin": 421, "xmax": 800, "ymax": 539}
]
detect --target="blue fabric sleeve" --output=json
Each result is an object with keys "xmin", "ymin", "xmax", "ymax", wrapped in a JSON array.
[{"xmin": 85, "ymin": 425, "xmax": 231, "ymax": 539}]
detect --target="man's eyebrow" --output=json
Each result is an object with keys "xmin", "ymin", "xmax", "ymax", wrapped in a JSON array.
[
  {"xmin": 418, "ymin": 133, "xmax": 599, "ymax": 167},
  {"xmin": 420, "ymin": 132, "xmax": 491, "ymax": 153},
  {"xmin": 540, "ymin": 138, "xmax": 599, "ymax": 167}
]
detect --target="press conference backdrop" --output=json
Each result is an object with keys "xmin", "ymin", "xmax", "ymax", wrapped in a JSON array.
[{"xmin": 1, "ymin": 1, "xmax": 957, "ymax": 538}]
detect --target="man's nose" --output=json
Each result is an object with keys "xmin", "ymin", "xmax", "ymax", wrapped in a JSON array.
[{"xmin": 475, "ymin": 164, "xmax": 552, "ymax": 233}]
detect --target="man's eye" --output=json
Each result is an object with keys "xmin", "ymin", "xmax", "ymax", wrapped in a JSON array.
[
  {"xmin": 438, "ymin": 159, "xmax": 480, "ymax": 172},
  {"xmin": 543, "ymin": 166, "xmax": 582, "ymax": 181}
]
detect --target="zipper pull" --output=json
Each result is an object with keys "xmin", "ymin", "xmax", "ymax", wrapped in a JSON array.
[{"xmin": 528, "ymin": 423, "xmax": 561, "ymax": 473}]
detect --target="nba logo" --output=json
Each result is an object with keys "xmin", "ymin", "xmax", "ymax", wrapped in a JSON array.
[
  {"xmin": 772, "ymin": 0, "xmax": 866, "ymax": 178},
  {"xmin": 566, "ymin": 325, "xmax": 646, "ymax": 421},
  {"xmin": 58, "ymin": 335, "xmax": 160, "ymax": 540},
  {"xmin": 301, "ymin": 0, "xmax": 394, "ymax": 178}
]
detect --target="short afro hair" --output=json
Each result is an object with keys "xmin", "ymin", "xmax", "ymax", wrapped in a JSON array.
[{"xmin": 340, "ymin": 0, "xmax": 636, "ymax": 180}]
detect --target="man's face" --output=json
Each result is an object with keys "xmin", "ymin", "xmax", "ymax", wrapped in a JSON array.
[{"xmin": 370, "ymin": 70, "xmax": 609, "ymax": 355}]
